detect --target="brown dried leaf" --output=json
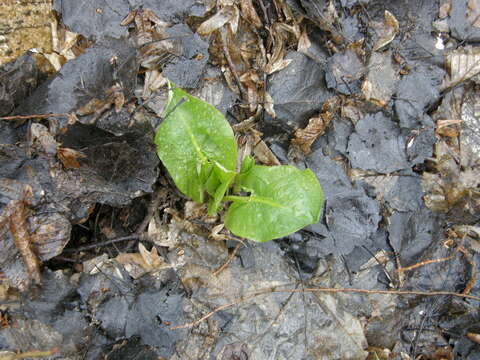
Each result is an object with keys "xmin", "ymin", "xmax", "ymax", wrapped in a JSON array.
[
  {"xmin": 197, "ymin": 6, "xmax": 236, "ymax": 36},
  {"xmin": 372, "ymin": 10, "xmax": 399, "ymax": 51},
  {"xmin": 147, "ymin": 216, "xmax": 181, "ymax": 249},
  {"xmin": 439, "ymin": 2, "xmax": 451, "ymax": 18},
  {"xmin": 291, "ymin": 97, "xmax": 340, "ymax": 154},
  {"xmin": 468, "ymin": 0, "xmax": 480, "ymax": 27},
  {"xmin": 443, "ymin": 46, "xmax": 480, "ymax": 90},
  {"xmin": 248, "ymin": 128, "xmax": 280, "ymax": 165},
  {"xmin": 264, "ymin": 91, "xmax": 276, "ymax": 118},
  {"xmin": 210, "ymin": 224, "xmax": 228, "ymax": 241},
  {"xmin": 57, "ymin": 147, "xmax": 86, "ymax": 169},
  {"xmin": 29, "ymin": 123, "xmax": 59, "ymax": 156},
  {"xmin": 76, "ymin": 98, "xmax": 108, "ymax": 116},
  {"xmin": 240, "ymin": 0, "xmax": 262, "ymax": 28},
  {"xmin": 240, "ymin": 69, "xmax": 261, "ymax": 112},
  {"xmin": 297, "ymin": 28, "xmax": 311, "ymax": 54},
  {"xmin": 115, "ymin": 252, "xmax": 149, "ymax": 279},
  {"xmin": 265, "ymin": 58, "xmax": 292, "ymax": 75},
  {"xmin": 6, "ymin": 190, "xmax": 42, "ymax": 286},
  {"xmin": 184, "ymin": 201, "xmax": 207, "ymax": 220},
  {"xmin": 143, "ymin": 70, "xmax": 167, "ymax": 98}
]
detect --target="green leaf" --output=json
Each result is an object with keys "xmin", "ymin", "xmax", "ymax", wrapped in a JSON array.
[
  {"xmin": 234, "ymin": 155, "xmax": 255, "ymax": 193},
  {"xmin": 207, "ymin": 162, "xmax": 236, "ymax": 215},
  {"xmin": 155, "ymin": 83, "xmax": 237, "ymax": 203},
  {"xmin": 224, "ymin": 164, "xmax": 324, "ymax": 242}
]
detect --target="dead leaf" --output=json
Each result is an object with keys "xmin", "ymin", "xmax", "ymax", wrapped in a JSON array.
[
  {"xmin": 197, "ymin": 6, "xmax": 236, "ymax": 36},
  {"xmin": 2, "ymin": 186, "xmax": 42, "ymax": 286},
  {"xmin": 468, "ymin": 0, "xmax": 480, "ymax": 27},
  {"xmin": 439, "ymin": 2, "xmax": 451, "ymax": 19},
  {"xmin": 263, "ymin": 91, "xmax": 275, "ymax": 118},
  {"xmin": 240, "ymin": 0, "xmax": 262, "ymax": 28},
  {"xmin": 443, "ymin": 46, "xmax": 480, "ymax": 90},
  {"xmin": 116, "ymin": 243, "xmax": 171, "ymax": 279},
  {"xmin": 184, "ymin": 201, "xmax": 207, "ymax": 220},
  {"xmin": 291, "ymin": 97, "xmax": 340, "ymax": 154},
  {"xmin": 210, "ymin": 224, "xmax": 228, "ymax": 241},
  {"xmin": 372, "ymin": 10, "xmax": 399, "ymax": 51},
  {"xmin": 247, "ymin": 128, "xmax": 280, "ymax": 165},
  {"xmin": 240, "ymin": 69, "xmax": 262, "ymax": 112},
  {"xmin": 57, "ymin": 147, "xmax": 86, "ymax": 169},
  {"xmin": 29, "ymin": 123, "xmax": 58, "ymax": 156},
  {"xmin": 147, "ymin": 216, "xmax": 181, "ymax": 249},
  {"xmin": 143, "ymin": 69, "xmax": 167, "ymax": 99},
  {"xmin": 265, "ymin": 58, "xmax": 292, "ymax": 75},
  {"xmin": 297, "ymin": 28, "xmax": 311, "ymax": 54}
]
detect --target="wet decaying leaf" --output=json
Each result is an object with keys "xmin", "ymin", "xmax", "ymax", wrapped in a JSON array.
[
  {"xmin": 1, "ymin": 189, "xmax": 42, "ymax": 287},
  {"xmin": 362, "ymin": 51, "xmax": 399, "ymax": 107},
  {"xmin": 326, "ymin": 48, "xmax": 365, "ymax": 96},
  {"xmin": 56, "ymin": 147, "xmax": 86, "ymax": 169},
  {"xmin": 0, "ymin": 53, "xmax": 48, "ymax": 117}
]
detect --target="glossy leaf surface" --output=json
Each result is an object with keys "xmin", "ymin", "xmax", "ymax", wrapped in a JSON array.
[
  {"xmin": 225, "ymin": 165, "xmax": 323, "ymax": 242},
  {"xmin": 155, "ymin": 84, "xmax": 237, "ymax": 202}
]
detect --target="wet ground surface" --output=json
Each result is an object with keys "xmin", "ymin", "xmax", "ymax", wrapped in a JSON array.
[{"xmin": 0, "ymin": 0, "xmax": 480, "ymax": 359}]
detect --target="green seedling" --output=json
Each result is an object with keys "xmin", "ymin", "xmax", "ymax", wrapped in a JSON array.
[{"xmin": 154, "ymin": 83, "xmax": 324, "ymax": 242}]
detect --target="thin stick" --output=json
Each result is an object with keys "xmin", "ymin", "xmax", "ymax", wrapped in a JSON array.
[
  {"xmin": 63, "ymin": 234, "xmax": 142, "ymax": 253},
  {"xmin": 397, "ymin": 254, "xmax": 456, "ymax": 273},
  {"xmin": 170, "ymin": 286, "xmax": 480, "ymax": 329},
  {"xmin": 213, "ymin": 242, "xmax": 243, "ymax": 276},
  {"xmin": 0, "ymin": 113, "xmax": 71, "ymax": 121}
]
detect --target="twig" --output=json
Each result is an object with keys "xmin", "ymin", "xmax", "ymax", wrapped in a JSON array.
[
  {"xmin": 0, "ymin": 113, "xmax": 71, "ymax": 121},
  {"xmin": 397, "ymin": 254, "xmax": 457, "ymax": 273},
  {"xmin": 170, "ymin": 286, "xmax": 480, "ymax": 329},
  {"xmin": 213, "ymin": 242, "xmax": 243, "ymax": 276},
  {"xmin": 63, "ymin": 234, "xmax": 143, "ymax": 253},
  {"xmin": 3, "ymin": 347, "xmax": 59, "ymax": 359}
]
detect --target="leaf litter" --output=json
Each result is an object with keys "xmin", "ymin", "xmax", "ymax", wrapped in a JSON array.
[{"xmin": 0, "ymin": 0, "xmax": 480, "ymax": 359}]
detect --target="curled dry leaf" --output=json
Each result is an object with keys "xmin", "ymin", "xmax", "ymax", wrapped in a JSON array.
[
  {"xmin": 443, "ymin": 46, "xmax": 480, "ymax": 90},
  {"xmin": 147, "ymin": 216, "xmax": 182, "ymax": 249},
  {"xmin": 29, "ymin": 123, "xmax": 59, "ymax": 156},
  {"xmin": 210, "ymin": 223, "xmax": 228, "ymax": 241},
  {"xmin": 372, "ymin": 10, "xmax": 399, "ymax": 51},
  {"xmin": 2, "ymin": 186, "xmax": 42, "ymax": 286},
  {"xmin": 57, "ymin": 147, "xmax": 87, "ymax": 169},
  {"xmin": 291, "ymin": 97, "xmax": 340, "ymax": 154},
  {"xmin": 240, "ymin": 0, "xmax": 262, "ymax": 28},
  {"xmin": 115, "ymin": 243, "xmax": 173, "ymax": 278},
  {"xmin": 143, "ymin": 69, "xmax": 167, "ymax": 99},
  {"xmin": 263, "ymin": 91, "xmax": 275, "ymax": 118},
  {"xmin": 240, "ymin": 69, "xmax": 262, "ymax": 112},
  {"xmin": 197, "ymin": 6, "xmax": 237, "ymax": 36},
  {"xmin": 184, "ymin": 201, "xmax": 207, "ymax": 220},
  {"xmin": 247, "ymin": 128, "xmax": 280, "ymax": 166},
  {"xmin": 297, "ymin": 28, "xmax": 311, "ymax": 54}
]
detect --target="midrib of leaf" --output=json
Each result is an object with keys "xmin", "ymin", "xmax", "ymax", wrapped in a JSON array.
[
  {"xmin": 224, "ymin": 195, "xmax": 290, "ymax": 210},
  {"xmin": 184, "ymin": 120, "xmax": 208, "ymax": 164}
]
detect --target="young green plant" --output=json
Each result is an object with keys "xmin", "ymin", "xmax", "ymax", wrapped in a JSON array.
[{"xmin": 154, "ymin": 83, "xmax": 324, "ymax": 242}]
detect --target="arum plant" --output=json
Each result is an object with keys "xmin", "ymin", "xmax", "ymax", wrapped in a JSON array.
[{"xmin": 155, "ymin": 83, "xmax": 324, "ymax": 242}]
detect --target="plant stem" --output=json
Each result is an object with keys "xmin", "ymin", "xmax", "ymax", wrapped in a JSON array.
[{"xmin": 223, "ymin": 195, "xmax": 250, "ymax": 203}]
